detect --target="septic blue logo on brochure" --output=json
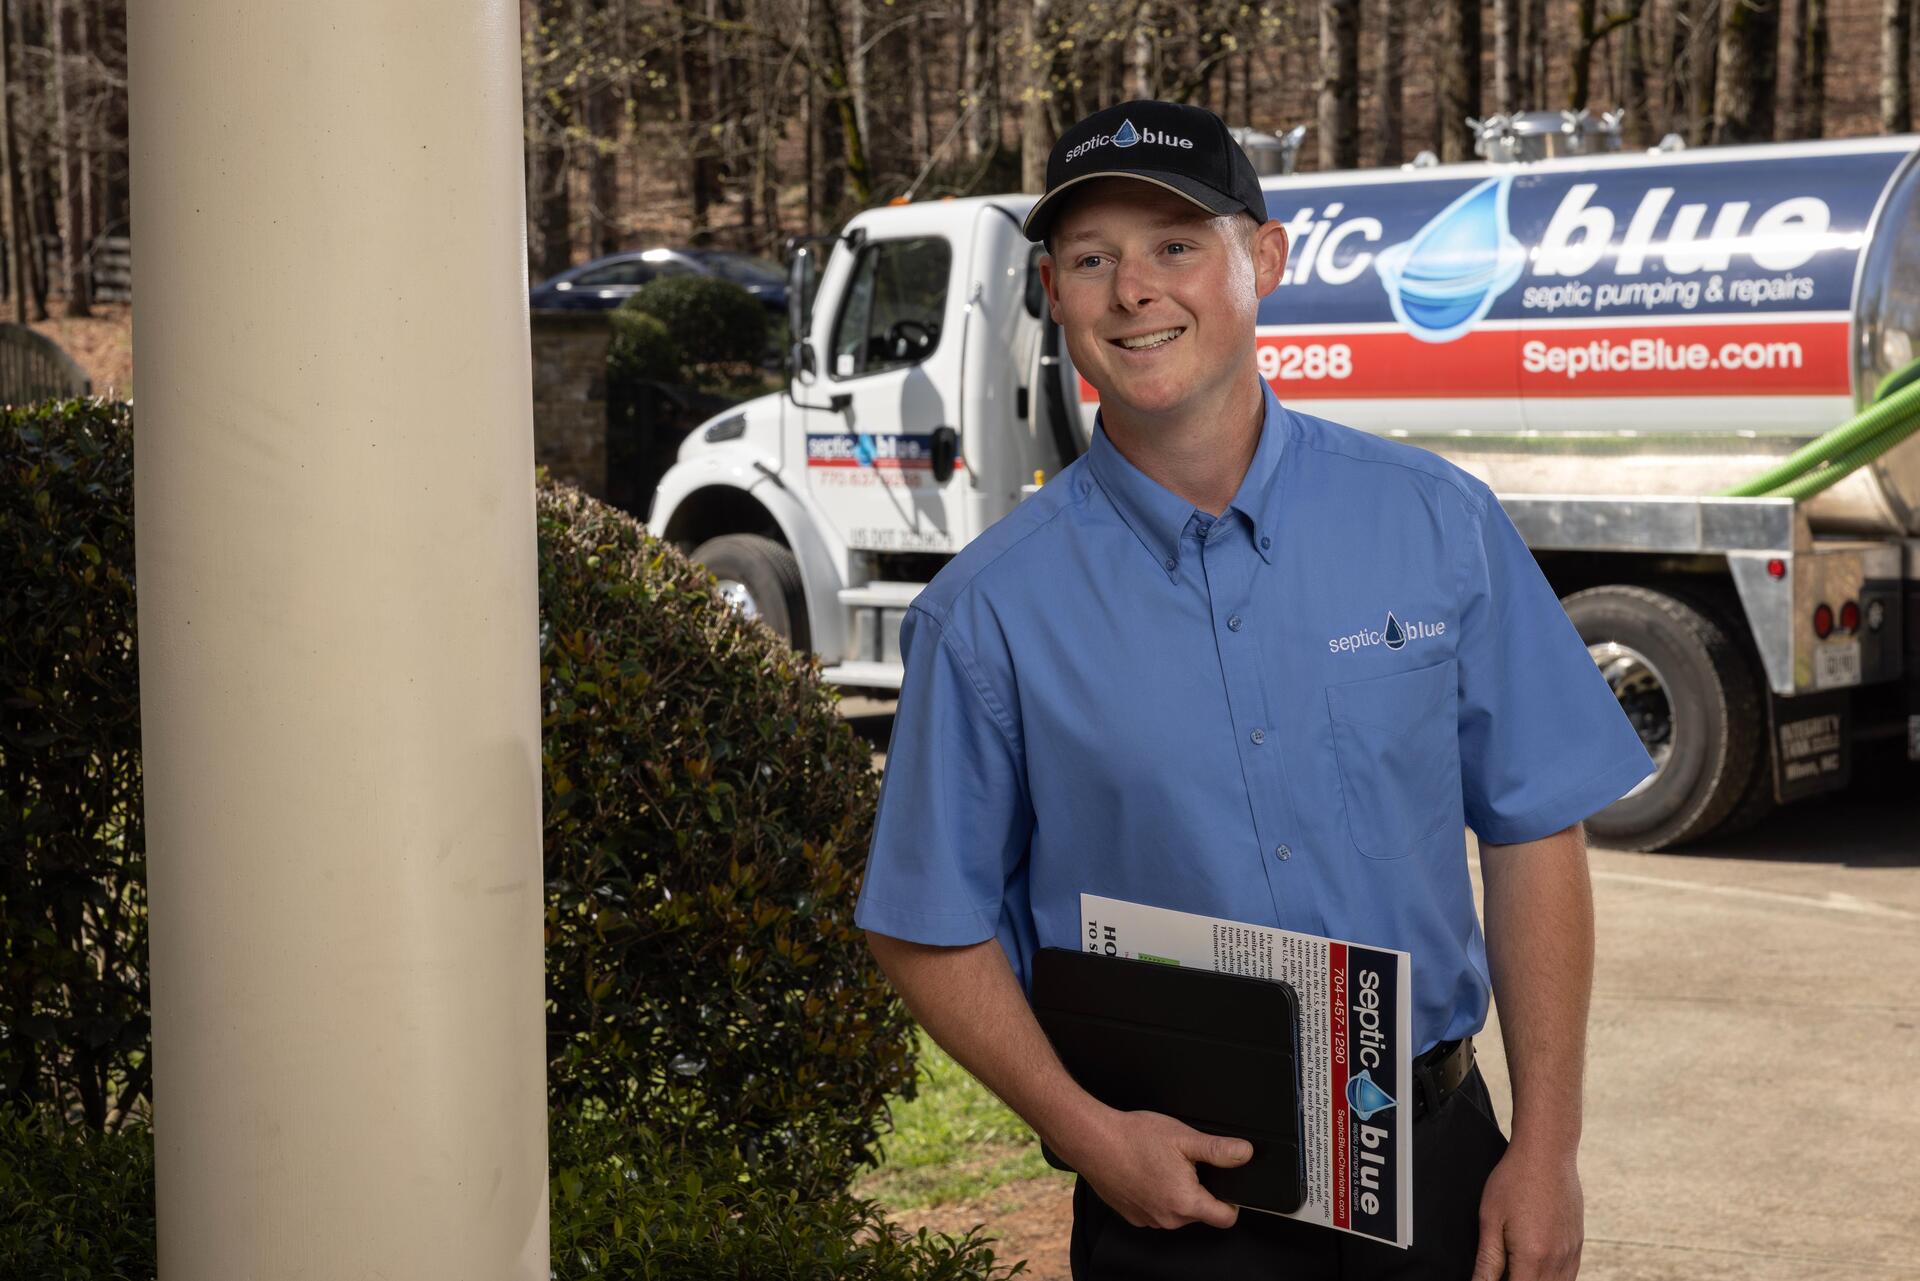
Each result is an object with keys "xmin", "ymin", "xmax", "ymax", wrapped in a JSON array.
[
  {"xmin": 1373, "ymin": 176, "xmax": 1527, "ymax": 343},
  {"xmin": 1346, "ymin": 1069, "xmax": 1398, "ymax": 1121}
]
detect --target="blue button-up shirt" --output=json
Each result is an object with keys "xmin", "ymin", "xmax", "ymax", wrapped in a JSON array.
[{"xmin": 854, "ymin": 376, "xmax": 1656, "ymax": 1050}]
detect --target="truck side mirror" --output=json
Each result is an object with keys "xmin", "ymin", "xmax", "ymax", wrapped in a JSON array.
[
  {"xmin": 785, "ymin": 235, "xmax": 833, "ymax": 349},
  {"xmin": 931, "ymin": 425, "xmax": 958, "ymax": 484}
]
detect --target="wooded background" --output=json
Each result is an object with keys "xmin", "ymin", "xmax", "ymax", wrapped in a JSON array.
[
  {"xmin": 2, "ymin": 0, "xmax": 1915, "ymax": 315},
  {"xmin": 518, "ymin": 0, "xmax": 1920, "ymax": 280}
]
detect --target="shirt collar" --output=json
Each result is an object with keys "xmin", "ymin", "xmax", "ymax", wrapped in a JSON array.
[{"xmin": 1086, "ymin": 376, "xmax": 1291, "ymax": 577}]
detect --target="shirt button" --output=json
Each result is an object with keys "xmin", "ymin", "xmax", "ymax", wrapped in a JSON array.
[
  {"xmin": 1164, "ymin": 556, "xmax": 1177, "ymax": 571},
  {"xmin": 1260, "ymin": 535, "xmax": 1272, "ymax": 550},
  {"xmin": 1250, "ymin": 728, "xmax": 1266, "ymax": 745},
  {"xmin": 1275, "ymin": 843, "xmax": 1292, "ymax": 861},
  {"xmin": 1227, "ymin": 615, "xmax": 1243, "ymax": 631}
]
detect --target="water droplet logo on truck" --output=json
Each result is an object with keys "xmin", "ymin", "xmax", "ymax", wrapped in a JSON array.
[{"xmin": 1374, "ymin": 176, "xmax": 1528, "ymax": 343}]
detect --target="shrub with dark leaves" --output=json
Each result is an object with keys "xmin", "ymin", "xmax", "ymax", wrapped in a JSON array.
[{"xmin": 537, "ymin": 476, "xmax": 915, "ymax": 1195}]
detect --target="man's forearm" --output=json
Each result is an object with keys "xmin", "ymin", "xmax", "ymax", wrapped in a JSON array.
[
  {"xmin": 1479, "ymin": 821, "xmax": 1595, "ymax": 1154},
  {"xmin": 865, "ymin": 932, "xmax": 1112, "ymax": 1162}
]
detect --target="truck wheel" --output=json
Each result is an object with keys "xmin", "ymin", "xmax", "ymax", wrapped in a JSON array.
[
  {"xmin": 1561, "ymin": 585, "xmax": 1765, "ymax": 851},
  {"xmin": 689, "ymin": 533, "xmax": 811, "ymax": 651}
]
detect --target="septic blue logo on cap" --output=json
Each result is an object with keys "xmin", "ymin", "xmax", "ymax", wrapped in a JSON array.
[
  {"xmin": 1374, "ymin": 176, "xmax": 1527, "ymax": 343},
  {"xmin": 1346, "ymin": 1069, "xmax": 1397, "ymax": 1121}
]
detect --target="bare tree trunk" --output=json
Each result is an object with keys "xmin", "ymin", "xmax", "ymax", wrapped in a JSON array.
[
  {"xmin": 963, "ymin": 0, "xmax": 995, "ymax": 158},
  {"xmin": 27, "ymin": 138, "xmax": 50, "ymax": 319},
  {"xmin": 1439, "ymin": 0, "xmax": 1481, "ymax": 162},
  {"xmin": 1521, "ymin": 0, "xmax": 1549, "ymax": 104},
  {"xmin": 1128, "ymin": 9, "xmax": 1153, "ymax": 99},
  {"xmin": 54, "ymin": 0, "xmax": 90, "ymax": 315},
  {"xmin": 706, "ymin": 0, "xmax": 730, "ymax": 239},
  {"xmin": 1689, "ymin": 0, "xmax": 1721, "ymax": 144},
  {"xmin": 1884, "ymin": 0, "xmax": 1911, "ymax": 132},
  {"xmin": 1318, "ymin": 0, "xmax": 1360, "ymax": 170},
  {"xmin": 814, "ymin": 0, "xmax": 872, "ymax": 204},
  {"xmin": 1573, "ymin": 0, "xmax": 1642, "ymax": 110},
  {"xmin": 1663, "ymin": 0, "xmax": 1690, "ymax": 135},
  {"xmin": 847, "ymin": 0, "xmax": 869, "ymax": 163},
  {"xmin": 1622, "ymin": 1, "xmax": 1651, "ymax": 142},
  {"xmin": 1, "ymin": 0, "xmax": 27, "ymax": 321},
  {"xmin": 78, "ymin": 0, "xmax": 96, "ymax": 286},
  {"xmin": 1495, "ymin": 0, "xmax": 1521, "ymax": 111},
  {"xmin": 1715, "ymin": 0, "xmax": 1779, "ymax": 141},
  {"xmin": 1791, "ymin": 0, "xmax": 1828, "ymax": 136},
  {"xmin": 908, "ymin": 7, "xmax": 929, "ymax": 162},
  {"xmin": 1021, "ymin": 0, "xmax": 1059, "ymax": 193},
  {"xmin": 1375, "ymin": 0, "xmax": 1404, "ymax": 165}
]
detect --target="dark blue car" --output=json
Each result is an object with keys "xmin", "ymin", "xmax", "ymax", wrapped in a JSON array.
[{"xmin": 529, "ymin": 247, "xmax": 787, "ymax": 315}]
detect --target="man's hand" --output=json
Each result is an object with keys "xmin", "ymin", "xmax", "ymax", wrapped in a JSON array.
[
  {"xmin": 1471, "ymin": 1140, "xmax": 1584, "ymax": 1281},
  {"xmin": 1060, "ymin": 1109, "xmax": 1253, "ymax": 1230}
]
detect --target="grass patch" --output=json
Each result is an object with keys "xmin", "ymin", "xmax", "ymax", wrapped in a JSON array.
[{"xmin": 855, "ymin": 1030, "xmax": 1068, "ymax": 1211}]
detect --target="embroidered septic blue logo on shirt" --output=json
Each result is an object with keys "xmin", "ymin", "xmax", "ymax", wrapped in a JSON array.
[
  {"xmin": 1328, "ymin": 610, "xmax": 1446, "ymax": 655},
  {"xmin": 1346, "ymin": 1069, "xmax": 1397, "ymax": 1121}
]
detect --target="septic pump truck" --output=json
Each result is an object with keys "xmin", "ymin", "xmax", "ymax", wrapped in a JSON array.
[{"xmin": 647, "ymin": 132, "xmax": 1920, "ymax": 854}]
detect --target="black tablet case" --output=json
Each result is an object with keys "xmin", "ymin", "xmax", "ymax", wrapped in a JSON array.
[{"xmin": 1030, "ymin": 946, "xmax": 1307, "ymax": 1215}]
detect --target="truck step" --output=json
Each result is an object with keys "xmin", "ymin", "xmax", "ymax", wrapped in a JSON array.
[
  {"xmin": 837, "ymin": 581, "xmax": 926, "ymax": 610},
  {"xmin": 821, "ymin": 660, "xmax": 906, "ymax": 691}
]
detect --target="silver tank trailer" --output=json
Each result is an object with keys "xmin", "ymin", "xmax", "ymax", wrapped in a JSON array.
[{"xmin": 1070, "ymin": 134, "xmax": 1920, "ymax": 535}]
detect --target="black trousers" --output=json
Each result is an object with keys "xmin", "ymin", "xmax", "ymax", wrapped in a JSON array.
[{"xmin": 1069, "ymin": 1065, "xmax": 1510, "ymax": 1280}]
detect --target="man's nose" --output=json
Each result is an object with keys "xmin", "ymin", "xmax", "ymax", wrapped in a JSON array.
[{"xmin": 1109, "ymin": 254, "xmax": 1159, "ymax": 311}]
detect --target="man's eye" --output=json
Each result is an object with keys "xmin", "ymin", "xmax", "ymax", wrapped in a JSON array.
[
  {"xmin": 1076, "ymin": 254, "xmax": 1105, "ymax": 269},
  {"xmin": 1166, "ymin": 242, "xmax": 1190, "ymax": 255}
]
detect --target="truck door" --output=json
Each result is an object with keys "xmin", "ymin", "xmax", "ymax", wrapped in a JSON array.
[{"xmin": 799, "ymin": 217, "xmax": 967, "ymax": 555}]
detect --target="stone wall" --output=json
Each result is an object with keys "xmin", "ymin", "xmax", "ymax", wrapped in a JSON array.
[{"xmin": 530, "ymin": 310, "xmax": 612, "ymax": 499}]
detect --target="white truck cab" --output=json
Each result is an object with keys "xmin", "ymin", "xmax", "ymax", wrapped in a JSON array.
[{"xmin": 649, "ymin": 194, "xmax": 1063, "ymax": 686}]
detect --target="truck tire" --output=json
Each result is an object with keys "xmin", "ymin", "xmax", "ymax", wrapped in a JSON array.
[
  {"xmin": 689, "ymin": 533, "xmax": 811, "ymax": 651},
  {"xmin": 1561, "ymin": 584, "xmax": 1766, "ymax": 851}
]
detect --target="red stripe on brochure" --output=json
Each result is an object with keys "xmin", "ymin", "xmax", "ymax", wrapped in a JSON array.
[
  {"xmin": 1330, "ymin": 941, "xmax": 1350, "ymax": 1231},
  {"xmin": 1074, "ymin": 320, "xmax": 1851, "ymax": 400}
]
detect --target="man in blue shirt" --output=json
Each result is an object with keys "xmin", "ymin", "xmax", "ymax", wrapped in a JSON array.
[{"xmin": 855, "ymin": 100, "xmax": 1655, "ymax": 1281}]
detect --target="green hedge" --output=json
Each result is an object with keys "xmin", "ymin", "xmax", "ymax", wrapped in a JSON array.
[
  {"xmin": 0, "ymin": 1108, "xmax": 1026, "ymax": 1281},
  {"xmin": 619, "ymin": 275, "xmax": 767, "ymax": 371},
  {"xmin": 0, "ymin": 398, "xmax": 149, "ymax": 1130},
  {"xmin": 538, "ymin": 481, "xmax": 915, "ymax": 1194},
  {"xmin": 0, "ymin": 1107, "xmax": 156, "ymax": 1281}
]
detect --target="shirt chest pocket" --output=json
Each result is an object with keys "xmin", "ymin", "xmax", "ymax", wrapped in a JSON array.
[{"xmin": 1324, "ymin": 658, "xmax": 1461, "ymax": 860}]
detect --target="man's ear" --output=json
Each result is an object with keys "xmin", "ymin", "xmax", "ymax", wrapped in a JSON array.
[
  {"xmin": 1038, "ymin": 252, "xmax": 1063, "ymax": 323},
  {"xmin": 1252, "ymin": 219, "xmax": 1289, "ymax": 298}
]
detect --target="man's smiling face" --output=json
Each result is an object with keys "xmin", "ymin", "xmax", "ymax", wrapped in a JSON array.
[{"xmin": 1039, "ymin": 177, "xmax": 1287, "ymax": 422}]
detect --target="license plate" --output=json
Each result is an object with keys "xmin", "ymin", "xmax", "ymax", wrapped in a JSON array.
[{"xmin": 1812, "ymin": 639, "xmax": 1861, "ymax": 689}]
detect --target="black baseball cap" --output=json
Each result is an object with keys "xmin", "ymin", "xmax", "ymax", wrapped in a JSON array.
[{"xmin": 1022, "ymin": 99, "xmax": 1269, "ymax": 245}]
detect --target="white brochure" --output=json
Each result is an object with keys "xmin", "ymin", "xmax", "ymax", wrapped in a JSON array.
[{"xmin": 1080, "ymin": 893, "xmax": 1413, "ymax": 1248}]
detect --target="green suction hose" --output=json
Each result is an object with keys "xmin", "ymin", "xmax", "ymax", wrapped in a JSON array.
[{"xmin": 1720, "ymin": 356, "xmax": 1920, "ymax": 498}]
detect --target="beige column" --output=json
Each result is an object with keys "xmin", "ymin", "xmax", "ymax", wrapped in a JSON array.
[{"xmin": 129, "ymin": 4, "xmax": 548, "ymax": 1277}]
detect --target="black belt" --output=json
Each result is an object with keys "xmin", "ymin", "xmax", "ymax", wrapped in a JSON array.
[{"xmin": 1410, "ymin": 1035, "xmax": 1475, "ymax": 1121}]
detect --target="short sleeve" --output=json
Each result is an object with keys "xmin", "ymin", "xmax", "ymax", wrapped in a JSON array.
[
  {"xmin": 1455, "ymin": 487, "xmax": 1657, "ymax": 845},
  {"xmin": 854, "ymin": 604, "xmax": 1033, "ymax": 944}
]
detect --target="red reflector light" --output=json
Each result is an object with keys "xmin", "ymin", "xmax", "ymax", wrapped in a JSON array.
[
  {"xmin": 1840, "ymin": 600, "xmax": 1860, "ymax": 633},
  {"xmin": 1766, "ymin": 557, "xmax": 1787, "ymax": 579},
  {"xmin": 1813, "ymin": 603, "xmax": 1834, "ymax": 638}
]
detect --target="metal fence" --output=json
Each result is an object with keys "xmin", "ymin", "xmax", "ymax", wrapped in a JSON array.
[{"xmin": 0, "ymin": 322, "xmax": 92, "ymax": 405}]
